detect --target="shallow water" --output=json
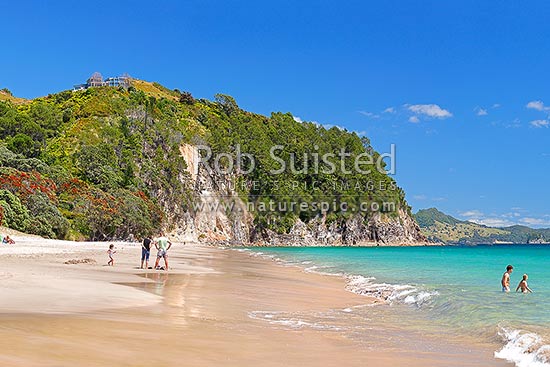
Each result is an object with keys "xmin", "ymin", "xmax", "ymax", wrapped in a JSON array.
[{"xmin": 249, "ymin": 245, "xmax": 550, "ymax": 367}]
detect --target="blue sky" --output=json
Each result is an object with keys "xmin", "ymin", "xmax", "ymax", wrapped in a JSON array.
[{"xmin": 2, "ymin": 1, "xmax": 550, "ymax": 227}]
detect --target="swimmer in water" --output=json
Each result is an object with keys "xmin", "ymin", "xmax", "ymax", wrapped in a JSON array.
[{"xmin": 516, "ymin": 274, "xmax": 533, "ymax": 294}]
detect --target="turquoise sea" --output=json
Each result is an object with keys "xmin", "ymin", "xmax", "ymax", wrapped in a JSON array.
[{"xmin": 247, "ymin": 245, "xmax": 550, "ymax": 367}]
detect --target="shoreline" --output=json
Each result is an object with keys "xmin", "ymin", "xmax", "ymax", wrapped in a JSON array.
[
  {"xmin": 213, "ymin": 240, "xmax": 440, "ymax": 247},
  {"xmin": 0, "ymin": 236, "xmax": 509, "ymax": 366}
]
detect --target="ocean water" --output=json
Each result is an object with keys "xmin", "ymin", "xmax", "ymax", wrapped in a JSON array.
[{"xmin": 245, "ymin": 245, "xmax": 550, "ymax": 367}]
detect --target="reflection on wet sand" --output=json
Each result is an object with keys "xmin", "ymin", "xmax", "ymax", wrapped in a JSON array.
[{"xmin": 0, "ymin": 247, "xmax": 509, "ymax": 367}]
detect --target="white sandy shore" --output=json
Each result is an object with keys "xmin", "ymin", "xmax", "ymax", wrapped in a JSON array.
[
  {"xmin": 0, "ymin": 232, "xmax": 213, "ymax": 314},
  {"xmin": 0, "ymin": 230, "xmax": 510, "ymax": 367}
]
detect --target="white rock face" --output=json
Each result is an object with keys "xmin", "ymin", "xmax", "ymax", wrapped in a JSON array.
[{"xmin": 168, "ymin": 144, "xmax": 427, "ymax": 246}]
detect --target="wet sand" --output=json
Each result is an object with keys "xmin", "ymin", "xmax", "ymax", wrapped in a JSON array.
[{"xmin": 0, "ymin": 238, "xmax": 510, "ymax": 366}]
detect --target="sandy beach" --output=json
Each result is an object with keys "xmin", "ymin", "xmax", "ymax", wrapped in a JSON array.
[{"xmin": 0, "ymin": 232, "xmax": 510, "ymax": 367}]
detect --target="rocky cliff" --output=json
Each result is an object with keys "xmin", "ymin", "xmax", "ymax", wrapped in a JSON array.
[
  {"xmin": 169, "ymin": 144, "xmax": 428, "ymax": 246},
  {"xmin": 249, "ymin": 209, "xmax": 428, "ymax": 246}
]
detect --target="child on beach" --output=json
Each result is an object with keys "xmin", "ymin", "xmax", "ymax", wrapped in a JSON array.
[
  {"xmin": 516, "ymin": 274, "xmax": 533, "ymax": 293},
  {"xmin": 107, "ymin": 244, "xmax": 116, "ymax": 266}
]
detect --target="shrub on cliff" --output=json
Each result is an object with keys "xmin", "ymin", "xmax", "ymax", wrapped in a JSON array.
[
  {"xmin": 0, "ymin": 145, "xmax": 49, "ymax": 173},
  {"xmin": 0, "ymin": 189, "xmax": 30, "ymax": 231},
  {"xmin": 24, "ymin": 193, "xmax": 69, "ymax": 239},
  {"xmin": 6, "ymin": 133, "xmax": 42, "ymax": 158},
  {"xmin": 75, "ymin": 144, "xmax": 121, "ymax": 190}
]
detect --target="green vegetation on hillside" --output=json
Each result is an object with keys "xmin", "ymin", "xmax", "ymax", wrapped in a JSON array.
[
  {"xmin": 415, "ymin": 208, "xmax": 550, "ymax": 244},
  {"xmin": 0, "ymin": 80, "xmax": 409, "ymax": 240},
  {"xmin": 415, "ymin": 207, "xmax": 462, "ymax": 227}
]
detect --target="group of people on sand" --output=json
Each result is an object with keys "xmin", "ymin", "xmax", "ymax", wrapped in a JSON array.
[
  {"xmin": 0, "ymin": 234, "xmax": 15, "ymax": 244},
  {"xmin": 501, "ymin": 265, "xmax": 533, "ymax": 293},
  {"xmin": 107, "ymin": 233, "xmax": 173, "ymax": 271}
]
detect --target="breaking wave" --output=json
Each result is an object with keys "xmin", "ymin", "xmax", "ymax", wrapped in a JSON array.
[
  {"xmin": 345, "ymin": 275, "xmax": 439, "ymax": 307},
  {"xmin": 495, "ymin": 327, "xmax": 550, "ymax": 367}
]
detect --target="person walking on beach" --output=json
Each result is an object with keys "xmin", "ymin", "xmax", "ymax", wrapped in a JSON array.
[
  {"xmin": 107, "ymin": 244, "xmax": 116, "ymax": 266},
  {"xmin": 141, "ymin": 236, "xmax": 152, "ymax": 269},
  {"xmin": 501, "ymin": 265, "xmax": 513, "ymax": 292},
  {"xmin": 154, "ymin": 233, "xmax": 172, "ymax": 271},
  {"xmin": 516, "ymin": 274, "xmax": 533, "ymax": 293}
]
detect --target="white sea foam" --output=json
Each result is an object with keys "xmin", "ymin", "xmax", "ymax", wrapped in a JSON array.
[
  {"xmin": 345, "ymin": 275, "xmax": 438, "ymax": 307},
  {"xmin": 304, "ymin": 265, "xmax": 319, "ymax": 272},
  {"xmin": 243, "ymin": 251, "xmax": 438, "ymax": 307},
  {"xmin": 248, "ymin": 311, "xmax": 342, "ymax": 331},
  {"xmin": 495, "ymin": 328, "xmax": 550, "ymax": 367}
]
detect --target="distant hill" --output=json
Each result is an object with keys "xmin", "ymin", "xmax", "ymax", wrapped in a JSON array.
[
  {"xmin": 415, "ymin": 207, "xmax": 462, "ymax": 227},
  {"xmin": 415, "ymin": 208, "xmax": 550, "ymax": 245}
]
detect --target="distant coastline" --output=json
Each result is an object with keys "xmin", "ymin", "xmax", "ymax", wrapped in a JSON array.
[{"xmin": 415, "ymin": 208, "xmax": 550, "ymax": 245}]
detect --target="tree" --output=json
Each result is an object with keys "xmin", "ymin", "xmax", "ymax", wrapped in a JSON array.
[
  {"xmin": 25, "ymin": 193, "xmax": 69, "ymax": 239},
  {"xmin": 6, "ymin": 133, "xmax": 42, "ymax": 158},
  {"xmin": 179, "ymin": 91, "xmax": 195, "ymax": 105},
  {"xmin": 76, "ymin": 145, "xmax": 121, "ymax": 190},
  {"xmin": 215, "ymin": 94, "xmax": 238, "ymax": 116},
  {"xmin": 28, "ymin": 102, "xmax": 62, "ymax": 138},
  {"xmin": 0, "ymin": 189, "xmax": 30, "ymax": 231}
]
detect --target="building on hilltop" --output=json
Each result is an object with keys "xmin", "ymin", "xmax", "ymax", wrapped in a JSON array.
[
  {"xmin": 87, "ymin": 72, "xmax": 104, "ymax": 87},
  {"xmin": 73, "ymin": 72, "xmax": 131, "ymax": 91}
]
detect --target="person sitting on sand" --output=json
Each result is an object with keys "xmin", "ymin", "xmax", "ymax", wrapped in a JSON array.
[
  {"xmin": 501, "ymin": 265, "xmax": 513, "ymax": 292},
  {"xmin": 154, "ymin": 233, "xmax": 172, "ymax": 271},
  {"xmin": 516, "ymin": 274, "xmax": 533, "ymax": 293},
  {"xmin": 107, "ymin": 244, "xmax": 116, "ymax": 266},
  {"xmin": 2, "ymin": 235, "xmax": 15, "ymax": 244},
  {"xmin": 141, "ymin": 236, "xmax": 152, "ymax": 269}
]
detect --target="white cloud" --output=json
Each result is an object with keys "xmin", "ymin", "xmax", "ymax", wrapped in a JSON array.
[
  {"xmin": 492, "ymin": 103, "xmax": 501, "ymax": 108},
  {"xmin": 383, "ymin": 107, "xmax": 396, "ymax": 114},
  {"xmin": 468, "ymin": 218, "xmax": 515, "ymax": 227},
  {"xmin": 407, "ymin": 104, "xmax": 452, "ymax": 119},
  {"xmin": 354, "ymin": 130, "xmax": 367, "ymax": 137},
  {"xmin": 519, "ymin": 217, "xmax": 550, "ymax": 227},
  {"xmin": 408, "ymin": 116, "xmax": 420, "ymax": 123},
  {"xmin": 323, "ymin": 124, "xmax": 346, "ymax": 131},
  {"xmin": 294, "ymin": 116, "xmax": 325, "ymax": 126},
  {"xmin": 457, "ymin": 206, "xmax": 550, "ymax": 228},
  {"xmin": 474, "ymin": 106, "xmax": 488, "ymax": 116},
  {"xmin": 459, "ymin": 210, "xmax": 484, "ymax": 218},
  {"xmin": 358, "ymin": 111, "xmax": 380, "ymax": 118},
  {"xmin": 530, "ymin": 119, "xmax": 550, "ymax": 128},
  {"xmin": 526, "ymin": 100, "xmax": 549, "ymax": 111},
  {"xmin": 505, "ymin": 118, "xmax": 522, "ymax": 129},
  {"xmin": 502, "ymin": 212, "xmax": 522, "ymax": 218},
  {"xmin": 412, "ymin": 194, "xmax": 446, "ymax": 202}
]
